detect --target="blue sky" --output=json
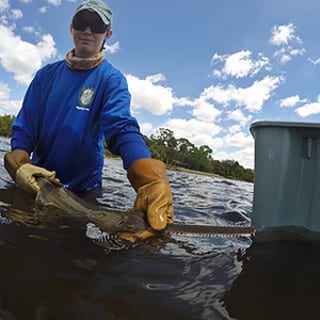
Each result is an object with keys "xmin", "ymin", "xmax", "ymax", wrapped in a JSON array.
[{"xmin": 1, "ymin": 0, "xmax": 320, "ymax": 169}]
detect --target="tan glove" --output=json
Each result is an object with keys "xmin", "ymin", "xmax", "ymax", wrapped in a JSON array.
[
  {"xmin": 127, "ymin": 158, "xmax": 174, "ymax": 231},
  {"xmin": 4, "ymin": 149, "xmax": 56, "ymax": 194},
  {"xmin": 15, "ymin": 163, "xmax": 56, "ymax": 194}
]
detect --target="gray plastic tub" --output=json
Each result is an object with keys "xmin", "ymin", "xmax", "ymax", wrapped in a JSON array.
[{"xmin": 250, "ymin": 121, "xmax": 320, "ymax": 232}]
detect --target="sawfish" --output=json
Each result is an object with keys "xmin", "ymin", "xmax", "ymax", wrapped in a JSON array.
[{"xmin": 35, "ymin": 177, "xmax": 255, "ymax": 240}]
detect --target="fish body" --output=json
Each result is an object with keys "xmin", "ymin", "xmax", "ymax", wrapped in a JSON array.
[
  {"xmin": 35, "ymin": 177, "xmax": 255, "ymax": 238},
  {"xmin": 35, "ymin": 177, "xmax": 147, "ymax": 234}
]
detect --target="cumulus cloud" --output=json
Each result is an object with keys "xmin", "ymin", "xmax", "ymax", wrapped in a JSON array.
[
  {"xmin": 126, "ymin": 73, "xmax": 182, "ymax": 115},
  {"xmin": 227, "ymin": 124, "xmax": 242, "ymax": 134},
  {"xmin": 0, "ymin": 25, "xmax": 57, "ymax": 84},
  {"xmin": 0, "ymin": 82, "xmax": 21, "ymax": 115},
  {"xmin": 279, "ymin": 95, "xmax": 306, "ymax": 108},
  {"xmin": 200, "ymin": 75, "xmax": 284, "ymax": 112},
  {"xmin": 223, "ymin": 131, "xmax": 253, "ymax": 148},
  {"xmin": 308, "ymin": 57, "xmax": 320, "ymax": 65},
  {"xmin": 295, "ymin": 96, "xmax": 320, "ymax": 117},
  {"xmin": 269, "ymin": 23, "xmax": 305, "ymax": 64},
  {"xmin": 38, "ymin": 7, "xmax": 48, "ymax": 13},
  {"xmin": 104, "ymin": 41, "xmax": 120, "ymax": 54},
  {"xmin": 270, "ymin": 23, "xmax": 301, "ymax": 46},
  {"xmin": 165, "ymin": 118, "xmax": 221, "ymax": 138},
  {"xmin": 210, "ymin": 131, "xmax": 255, "ymax": 169},
  {"xmin": 10, "ymin": 8, "xmax": 22, "ymax": 19},
  {"xmin": 273, "ymin": 46, "xmax": 305, "ymax": 64},
  {"xmin": 139, "ymin": 122, "xmax": 154, "ymax": 136},
  {"xmin": 214, "ymin": 145, "xmax": 254, "ymax": 169},
  {"xmin": 47, "ymin": 0, "xmax": 61, "ymax": 6},
  {"xmin": 163, "ymin": 118, "xmax": 222, "ymax": 151},
  {"xmin": 191, "ymin": 98, "xmax": 221, "ymax": 122},
  {"xmin": 0, "ymin": 0, "xmax": 23, "ymax": 25},
  {"xmin": 211, "ymin": 50, "xmax": 270, "ymax": 79},
  {"xmin": 0, "ymin": 0, "xmax": 9, "ymax": 12},
  {"xmin": 227, "ymin": 109, "xmax": 252, "ymax": 126},
  {"xmin": 22, "ymin": 25, "xmax": 37, "ymax": 34}
]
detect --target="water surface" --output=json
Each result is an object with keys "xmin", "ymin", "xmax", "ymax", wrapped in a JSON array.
[{"xmin": 0, "ymin": 137, "xmax": 318, "ymax": 320}]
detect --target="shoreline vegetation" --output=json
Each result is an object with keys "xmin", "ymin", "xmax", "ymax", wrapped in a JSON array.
[{"xmin": 0, "ymin": 115, "xmax": 253, "ymax": 183}]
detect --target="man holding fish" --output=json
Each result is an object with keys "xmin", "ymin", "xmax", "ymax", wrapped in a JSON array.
[{"xmin": 3, "ymin": 0, "xmax": 174, "ymax": 233}]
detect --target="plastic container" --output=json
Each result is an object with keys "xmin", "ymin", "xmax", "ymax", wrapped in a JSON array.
[{"xmin": 250, "ymin": 121, "xmax": 320, "ymax": 232}]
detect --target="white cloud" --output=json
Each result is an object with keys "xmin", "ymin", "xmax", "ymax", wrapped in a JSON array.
[
  {"xmin": 214, "ymin": 132, "xmax": 255, "ymax": 169},
  {"xmin": 270, "ymin": 23, "xmax": 301, "ymax": 46},
  {"xmin": 0, "ymin": 25, "xmax": 57, "ymax": 85},
  {"xmin": 0, "ymin": 0, "xmax": 9, "ymax": 11},
  {"xmin": 0, "ymin": 82, "xmax": 21, "ymax": 115},
  {"xmin": 10, "ymin": 8, "xmax": 22, "ymax": 19},
  {"xmin": 139, "ymin": 122, "xmax": 154, "ymax": 136},
  {"xmin": 22, "ymin": 26, "xmax": 36, "ymax": 34},
  {"xmin": 126, "ymin": 73, "xmax": 181, "ymax": 115},
  {"xmin": 223, "ymin": 131, "xmax": 253, "ymax": 148},
  {"xmin": 273, "ymin": 46, "xmax": 305, "ymax": 64},
  {"xmin": 270, "ymin": 23, "xmax": 305, "ymax": 64},
  {"xmin": 228, "ymin": 124, "xmax": 242, "ymax": 134},
  {"xmin": 0, "ymin": 1, "xmax": 23, "ymax": 22},
  {"xmin": 201, "ymin": 75, "xmax": 284, "ymax": 112},
  {"xmin": 164, "ymin": 118, "xmax": 222, "ymax": 145},
  {"xmin": 191, "ymin": 98, "xmax": 221, "ymax": 122},
  {"xmin": 47, "ymin": 0, "xmax": 61, "ymax": 6},
  {"xmin": 295, "ymin": 96, "xmax": 320, "ymax": 117},
  {"xmin": 212, "ymin": 50, "xmax": 270, "ymax": 79},
  {"xmin": 279, "ymin": 95, "xmax": 305, "ymax": 108},
  {"xmin": 214, "ymin": 145, "xmax": 254, "ymax": 169},
  {"xmin": 38, "ymin": 6, "xmax": 48, "ymax": 13},
  {"xmin": 227, "ymin": 109, "xmax": 252, "ymax": 126},
  {"xmin": 160, "ymin": 118, "xmax": 234, "ymax": 164},
  {"xmin": 105, "ymin": 41, "xmax": 120, "ymax": 54},
  {"xmin": 0, "ymin": 0, "xmax": 9, "ymax": 25},
  {"xmin": 308, "ymin": 57, "xmax": 320, "ymax": 65}
]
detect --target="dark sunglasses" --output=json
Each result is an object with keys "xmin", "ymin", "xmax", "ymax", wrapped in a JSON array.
[{"xmin": 72, "ymin": 15, "xmax": 109, "ymax": 34}]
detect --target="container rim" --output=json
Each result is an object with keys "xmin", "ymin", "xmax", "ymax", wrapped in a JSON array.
[{"xmin": 250, "ymin": 120, "xmax": 320, "ymax": 136}]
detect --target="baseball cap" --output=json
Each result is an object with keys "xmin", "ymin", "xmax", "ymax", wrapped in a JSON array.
[{"xmin": 74, "ymin": 0, "xmax": 112, "ymax": 26}]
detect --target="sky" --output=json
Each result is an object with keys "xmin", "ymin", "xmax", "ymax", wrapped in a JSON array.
[{"xmin": 1, "ymin": 0, "xmax": 320, "ymax": 169}]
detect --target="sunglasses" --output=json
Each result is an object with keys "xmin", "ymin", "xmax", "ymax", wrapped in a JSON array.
[{"xmin": 72, "ymin": 14, "xmax": 109, "ymax": 34}]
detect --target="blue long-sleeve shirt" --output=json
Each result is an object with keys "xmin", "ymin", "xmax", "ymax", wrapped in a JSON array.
[{"xmin": 11, "ymin": 59, "xmax": 150, "ymax": 193}]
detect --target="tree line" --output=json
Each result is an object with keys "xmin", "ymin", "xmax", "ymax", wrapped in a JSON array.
[
  {"xmin": 0, "ymin": 115, "xmax": 253, "ymax": 182},
  {"xmin": 144, "ymin": 128, "xmax": 254, "ymax": 182}
]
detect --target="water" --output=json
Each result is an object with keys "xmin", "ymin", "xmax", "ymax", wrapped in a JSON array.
[{"xmin": 0, "ymin": 137, "xmax": 319, "ymax": 320}]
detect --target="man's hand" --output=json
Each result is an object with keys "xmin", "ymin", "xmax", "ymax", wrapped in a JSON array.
[
  {"xmin": 15, "ymin": 163, "xmax": 56, "ymax": 194},
  {"xmin": 127, "ymin": 158, "xmax": 174, "ymax": 231},
  {"xmin": 4, "ymin": 150, "xmax": 57, "ymax": 194}
]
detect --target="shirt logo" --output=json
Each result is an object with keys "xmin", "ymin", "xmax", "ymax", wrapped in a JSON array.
[{"xmin": 79, "ymin": 87, "xmax": 95, "ymax": 107}]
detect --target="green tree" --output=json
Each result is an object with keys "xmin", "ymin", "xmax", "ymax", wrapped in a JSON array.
[
  {"xmin": 0, "ymin": 115, "xmax": 15, "ymax": 137},
  {"xmin": 145, "ymin": 128, "xmax": 254, "ymax": 182}
]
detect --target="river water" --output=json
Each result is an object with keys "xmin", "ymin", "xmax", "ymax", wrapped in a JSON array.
[{"xmin": 0, "ymin": 137, "xmax": 319, "ymax": 320}]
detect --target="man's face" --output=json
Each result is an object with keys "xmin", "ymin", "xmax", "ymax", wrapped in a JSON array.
[{"xmin": 70, "ymin": 10, "xmax": 112, "ymax": 58}]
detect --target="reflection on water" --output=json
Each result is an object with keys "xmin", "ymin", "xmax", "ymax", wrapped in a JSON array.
[
  {"xmin": 0, "ymin": 137, "xmax": 319, "ymax": 319},
  {"xmin": 223, "ymin": 238, "xmax": 320, "ymax": 320}
]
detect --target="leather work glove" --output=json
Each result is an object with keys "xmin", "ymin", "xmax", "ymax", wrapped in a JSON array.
[
  {"xmin": 4, "ymin": 149, "xmax": 56, "ymax": 194},
  {"xmin": 127, "ymin": 158, "xmax": 174, "ymax": 231}
]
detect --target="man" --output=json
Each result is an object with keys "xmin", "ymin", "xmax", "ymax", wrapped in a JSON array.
[{"xmin": 4, "ymin": 0, "xmax": 173, "ymax": 232}]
